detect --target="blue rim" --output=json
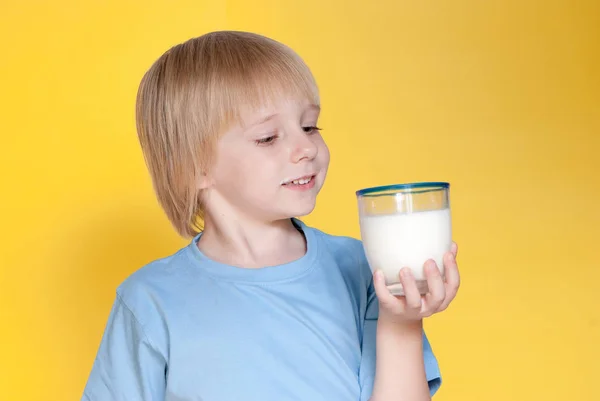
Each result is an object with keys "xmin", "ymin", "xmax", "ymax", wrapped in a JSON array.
[{"xmin": 356, "ymin": 181, "xmax": 449, "ymax": 196}]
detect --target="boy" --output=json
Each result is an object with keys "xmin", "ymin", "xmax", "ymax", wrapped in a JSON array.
[{"xmin": 82, "ymin": 30, "xmax": 460, "ymax": 401}]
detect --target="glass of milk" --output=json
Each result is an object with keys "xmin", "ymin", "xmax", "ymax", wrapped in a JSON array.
[{"xmin": 356, "ymin": 182, "xmax": 452, "ymax": 295}]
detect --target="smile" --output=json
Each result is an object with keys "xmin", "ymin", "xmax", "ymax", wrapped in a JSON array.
[{"xmin": 281, "ymin": 174, "xmax": 316, "ymax": 189}]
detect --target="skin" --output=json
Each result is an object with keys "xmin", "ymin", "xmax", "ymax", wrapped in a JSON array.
[
  {"xmin": 197, "ymin": 94, "xmax": 460, "ymax": 401},
  {"xmin": 197, "ymin": 96, "xmax": 329, "ymax": 268}
]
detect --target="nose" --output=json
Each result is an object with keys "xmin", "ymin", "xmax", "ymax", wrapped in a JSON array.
[{"xmin": 290, "ymin": 130, "xmax": 318, "ymax": 163}]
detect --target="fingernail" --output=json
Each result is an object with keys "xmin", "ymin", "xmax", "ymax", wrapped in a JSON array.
[
  {"xmin": 401, "ymin": 267, "xmax": 412, "ymax": 278},
  {"xmin": 375, "ymin": 270, "xmax": 384, "ymax": 282}
]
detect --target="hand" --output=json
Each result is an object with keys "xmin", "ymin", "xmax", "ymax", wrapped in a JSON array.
[{"xmin": 374, "ymin": 242, "xmax": 460, "ymax": 324}]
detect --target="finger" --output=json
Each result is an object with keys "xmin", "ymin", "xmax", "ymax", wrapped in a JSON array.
[
  {"xmin": 399, "ymin": 268, "xmax": 422, "ymax": 311},
  {"xmin": 373, "ymin": 270, "xmax": 404, "ymax": 314},
  {"xmin": 451, "ymin": 242, "xmax": 458, "ymax": 259},
  {"xmin": 423, "ymin": 260, "xmax": 445, "ymax": 314},
  {"xmin": 439, "ymin": 252, "xmax": 460, "ymax": 311}
]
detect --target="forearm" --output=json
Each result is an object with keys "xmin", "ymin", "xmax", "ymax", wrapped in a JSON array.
[{"xmin": 370, "ymin": 318, "xmax": 430, "ymax": 401}]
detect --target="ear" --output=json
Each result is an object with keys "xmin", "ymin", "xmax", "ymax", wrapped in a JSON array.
[{"xmin": 197, "ymin": 172, "xmax": 213, "ymax": 190}]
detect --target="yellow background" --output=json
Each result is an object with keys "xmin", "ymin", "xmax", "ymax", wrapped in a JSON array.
[{"xmin": 1, "ymin": 1, "xmax": 599, "ymax": 400}]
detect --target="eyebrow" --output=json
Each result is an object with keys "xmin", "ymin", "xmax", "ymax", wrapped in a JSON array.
[
  {"xmin": 247, "ymin": 104, "xmax": 321, "ymax": 128},
  {"xmin": 250, "ymin": 113, "xmax": 278, "ymax": 127},
  {"xmin": 305, "ymin": 104, "xmax": 321, "ymax": 114}
]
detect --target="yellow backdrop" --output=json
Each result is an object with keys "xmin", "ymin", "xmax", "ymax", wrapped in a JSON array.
[{"xmin": 1, "ymin": 1, "xmax": 598, "ymax": 400}]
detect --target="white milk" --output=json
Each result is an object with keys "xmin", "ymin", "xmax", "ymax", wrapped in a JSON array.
[{"xmin": 359, "ymin": 208, "xmax": 452, "ymax": 284}]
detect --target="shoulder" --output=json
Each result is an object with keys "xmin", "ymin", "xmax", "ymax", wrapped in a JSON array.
[
  {"xmin": 118, "ymin": 246, "xmax": 188, "ymax": 293},
  {"xmin": 305, "ymin": 223, "xmax": 366, "ymax": 261},
  {"xmin": 115, "ymin": 245, "xmax": 193, "ymax": 327},
  {"xmin": 300, "ymin": 220, "xmax": 371, "ymax": 278}
]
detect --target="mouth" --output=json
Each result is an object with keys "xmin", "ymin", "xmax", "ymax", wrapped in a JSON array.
[{"xmin": 281, "ymin": 174, "xmax": 317, "ymax": 189}]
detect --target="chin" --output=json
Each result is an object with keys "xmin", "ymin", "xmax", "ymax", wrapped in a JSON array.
[
  {"xmin": 293, "ymin": 205, "xmax": 316, "ymax": 218},
  {"xmin": 280, "ymin": 201, "xmax": 317, "ymax": 220}
]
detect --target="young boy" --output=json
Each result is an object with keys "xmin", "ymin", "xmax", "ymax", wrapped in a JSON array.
[{"xmin": 82, "ymin": 31, "xmax": 460, "ymax": 401}]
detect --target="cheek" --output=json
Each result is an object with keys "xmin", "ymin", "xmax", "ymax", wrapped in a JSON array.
[
  {"xmin": 318, "ymin": 139, "xmax": 331, "ymax": 167},
  {"xmin": 215, "ymin": 150, "xmax": 275, "ymax": 191},
  {"xmin": 212, "ymin": 150, "xmax": 246, "ymax": 188}
]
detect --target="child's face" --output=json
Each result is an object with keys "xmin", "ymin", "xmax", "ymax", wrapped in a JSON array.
[{"xmin": 203, "ymin": 96, "xmax": 330, "ymax": 223}]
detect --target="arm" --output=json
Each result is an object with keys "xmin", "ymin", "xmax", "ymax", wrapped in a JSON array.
[
  {"xmin": 370, "ymin": 319, "xmax": 429, "ymax": 401},
  {"xmin": 368, "ymin": 243, "xmax": 460, "ymax": 401},
  {"xmin": 81, "ymin": 294, "xmax": 167, "ymax": 401},
  {"xmin": 358, "ymin": 277, "xmax": 443, "ymax": 401}
]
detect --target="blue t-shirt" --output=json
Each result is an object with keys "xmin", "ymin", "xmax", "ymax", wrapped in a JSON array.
[{"xmin": 82, "ymin": 219, "xmax": 441, "ymax": 401}]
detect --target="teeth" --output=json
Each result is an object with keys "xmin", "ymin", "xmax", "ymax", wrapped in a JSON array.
[{"xmin": 288, "ymin": 176, "xmax": 312, "ymax": 185}]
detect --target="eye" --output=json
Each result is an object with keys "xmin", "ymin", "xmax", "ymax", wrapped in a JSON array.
[
  {"xmin": 255, "ymin": 135, "xmax": 278, "ymax": 146},
  {"xmin": 302, "ymin": 126, "xmax": 322, "ymax": 134}
]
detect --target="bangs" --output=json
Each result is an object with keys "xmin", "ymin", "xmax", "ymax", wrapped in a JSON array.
[
  {"xmin": 202, "ymin": 32, "xmax": 320, "ymax": 130},
  {"xmin": 225, "ymin": 63, "xmax": 319, "ymax": 126}
]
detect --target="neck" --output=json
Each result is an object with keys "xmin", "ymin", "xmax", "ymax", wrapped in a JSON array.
[{"xmin": 198, "ymin": 211, "xmax": 307, "ymax": 269}]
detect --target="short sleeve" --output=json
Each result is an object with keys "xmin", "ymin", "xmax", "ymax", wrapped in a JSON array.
[
  {"xmin": 81, "ymin": 295, "xmax": 167, "ymax": 401},
  {"xmin": 358, "ymin": 279, "xmax": 442, "ymax": 401}
]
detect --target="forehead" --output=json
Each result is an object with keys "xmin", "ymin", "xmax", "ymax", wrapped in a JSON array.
[{"xmin": 236, "ymin": 95, "xmax": 320, "ymax": 128}]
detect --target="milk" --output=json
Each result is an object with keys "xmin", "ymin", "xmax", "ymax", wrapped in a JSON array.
[{"xmin": 359, "ymin": 208, "xmax": 452, "ymax": 285}]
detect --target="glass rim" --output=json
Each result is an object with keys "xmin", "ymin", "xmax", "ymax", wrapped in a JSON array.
[{"xmin": 356, "ymin": 181, "xmax": 450, "ymax": 197}]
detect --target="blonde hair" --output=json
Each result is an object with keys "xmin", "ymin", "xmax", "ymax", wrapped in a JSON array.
[{"xmin": 135, "ymin": 31, "xmax": 320, "ymax": 238}]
